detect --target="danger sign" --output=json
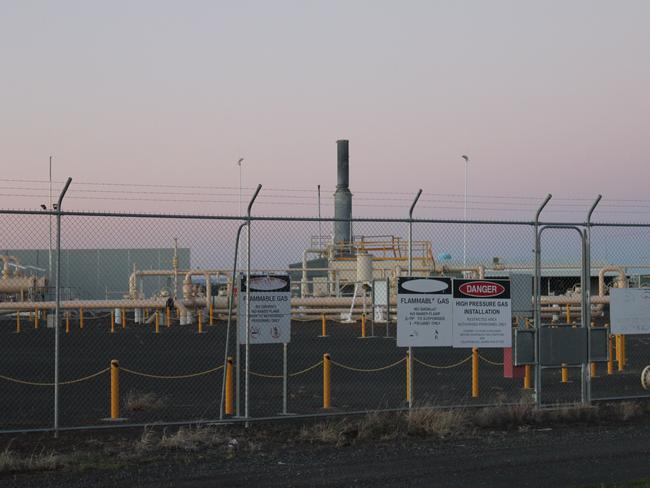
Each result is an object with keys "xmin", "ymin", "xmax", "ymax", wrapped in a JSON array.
[{"xmin": 452, "ymin": 279, "xmax": 512, "ymax": 348}]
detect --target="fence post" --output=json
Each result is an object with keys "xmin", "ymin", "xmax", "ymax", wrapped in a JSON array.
[
  {"xmin": 244, "ymin": 184, "xmax": 262, "ymax": 422},
  {"xmin": 53, "ymin": 177, "xmax": 72, "ymax": 436},
  {"xmin": 15, "ymin": 311, "xmax": 21, "ymax": 334},
  {"xmin": 121, "ymin": 308, "xmax": 126, "ymax": 329},
  {"xmin": 198, "ymin": 310, "xmax": 203, "ymax": 334},
  {"xmin": 65, "ymin": 312, "xmax": 70, "ymax": 334},
  {"xmin": 79, "ymin": 307, "xmax": 84, "ymax": 329},
  {"xmin": 209, "ymin": 302, "xmax": 214, "ymax": 326},
  {"xmin": 472, "ymin": 347, "xmax": 479, "ymax": 398},
  {"xmin": 111, "ymin": 310, "xmax": 115, "ymax": 333},
  {"xmin": 155, "ymin": 310, "xmax": 160, "ymax": 334},
  {"xmin": 406, "ymin": 350, "xmax": 411, "ymax": 404},
  {"xmin": 34, "ymin": 307, "xmax": 39, "ymax": 329},
  {"xmin": 323, "ymin": 353, "xmax": 331, "ymax": 409},
  {"xmin": 533, "ymin": 194, "xmax": 553, "ymax": 409},
  {"xmin": 166, "ymin": 307, "xmax": 171, "ymax": 328},
  {"xmin": 110, "ymin": 359, "xmax": 120, "ymax": 420},
  {"xmin": 407, "ymin": 189, "xmax": 423, "ymax": 409}
]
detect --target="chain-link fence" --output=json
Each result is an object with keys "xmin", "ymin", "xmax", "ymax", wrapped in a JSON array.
[{"xmin": 2, "ymin": 207, "xmax": 650, "ymax": 433}]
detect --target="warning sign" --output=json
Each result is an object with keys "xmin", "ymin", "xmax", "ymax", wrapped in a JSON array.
[
  {"xmin": 452, "ymin": 279, "xmax": 512, "ymax": 348},
  {"xmin": 397, "ymin": 277, "xmax": 453, "ymax": 347},
  {"xmin": 238, "ymin": 274, "xmax": 291, "ymax": 344}
]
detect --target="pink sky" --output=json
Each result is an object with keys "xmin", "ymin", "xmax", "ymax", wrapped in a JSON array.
[{"xmin": 1, "ymin": 1, "xmax": 649, "ymax": 221}]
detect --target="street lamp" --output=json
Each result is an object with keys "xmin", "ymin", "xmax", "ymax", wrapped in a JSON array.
[
  {"xmin": 461, "ymin": 155, "xmax": 469, "ymax": 266},
  {"xmin": 237, "ymin": 158, "xmax": 244, "ymax": 217},
  {"xmin": 49, "ymin": 156, "xmax": 53, "ymax": 287}
]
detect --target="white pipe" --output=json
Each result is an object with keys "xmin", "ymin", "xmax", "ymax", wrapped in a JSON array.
[{"xmin": 598, "ymin": 266, "xmax": 627, "ymax": 296}]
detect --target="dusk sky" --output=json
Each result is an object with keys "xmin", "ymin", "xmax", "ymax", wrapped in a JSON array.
[{"xmin": 1, "ymin": 1, "xmax": 649, "ymax": 220}]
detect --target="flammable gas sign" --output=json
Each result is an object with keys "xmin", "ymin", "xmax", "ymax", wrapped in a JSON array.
[
  {"xmin": 397, "ymin": 277, "xmax": 453, "ymax": 347},
  {"xmin": 238, "ymin": 273, "xmax": 291, "ymax": 344},
  {"xmin": 452, "ymin": 279, "xmax": 511, "ymax": 348}
]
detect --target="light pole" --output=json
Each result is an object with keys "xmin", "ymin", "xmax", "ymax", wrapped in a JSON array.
[
  {"xmin": 48, "ymin": 156, "xmax": 53, "ymax": 287},
  {"xmin": 461, "ymin": 155, "xmax": 469, "ymax": 266},
  {"xmin": 317, "ymin": 184, "xmax": 322, "ymax": 246},
  {"xmin": 237, "ymin": 158, "xmax": 244, "ymax": 217}
]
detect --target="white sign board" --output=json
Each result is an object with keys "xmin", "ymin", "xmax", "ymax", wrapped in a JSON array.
[
  {"xmin": 610, "ymin": 288, "xmax": 650, "ymax": 334},
  {"xmin": 397, "ymin": 277, "xmax": 453, "ymax": 347},
  {"xmin": 238, "ymin": 274, "xmax": 291, "ymax": 344},
  {"xmin": 452, "ymin": 279, "xmax": 512, "ymax": 348},
  {"xmin": 373, "ymin": 279, "xmax": 389, "ymax": 322}
]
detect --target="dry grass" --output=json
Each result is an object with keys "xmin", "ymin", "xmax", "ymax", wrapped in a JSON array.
[
  {"xmin": 124, "ymin": 390, "xmax": 166, "ymax": 412},
  {"xmin": 133, "ymin": 427, "xmax": 159, "ymax": 453},
  {"xmin": 357, "ymin": 410, "xmax": 402, "ymax": 441},
  {"xmin": 611, "ymin": 401, "xmax": 644, "ymax": 421},
  {"xmin": 159, "ymin": 426, "xmax": 226, "ymax": 451},
  {"xmin": 0, "ymin": 446, "xmax": 62, "ymax": 474},
  {"xmin": 296, "ymin": 400, "xmax": 649, "ymax": 446},
  {"xmin": 406, "ymin": 406, "xmax": 467, "ymax": 438},
  {"xmin": 298, "ymin": 420, "xmax": 347, "ymax": 445}
]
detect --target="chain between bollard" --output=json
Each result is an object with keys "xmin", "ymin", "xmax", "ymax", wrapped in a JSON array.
[{"xmin": 412, "ymin": 355, "xmax": 473, "ymax": 369}]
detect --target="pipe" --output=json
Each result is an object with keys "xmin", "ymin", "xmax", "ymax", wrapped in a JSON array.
[
  {"xmin": 598, "ymin": 266, "xmax": 627, "ymax": 296},
  {"xmin": 333, "ymin": 140, "xmax": 352, "ymax": 248},
  {"xmin": 1, "ymin": 256, "xmax": 20, "ymax": 279}
]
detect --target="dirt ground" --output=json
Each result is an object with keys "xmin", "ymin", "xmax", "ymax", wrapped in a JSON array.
[{"xmin": 2, "ymin": 403, "xmax": 650, "ymax": 488}]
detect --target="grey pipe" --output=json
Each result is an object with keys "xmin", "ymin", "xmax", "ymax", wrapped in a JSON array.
[{"xmin": 333, "ymin": 140, "xmax": 352, "ymax": 248}]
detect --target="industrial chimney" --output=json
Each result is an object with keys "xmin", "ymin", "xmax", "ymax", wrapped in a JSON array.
[{"xmin": 333, "ymin": 140, "xmax": 352, "ymax": 248}]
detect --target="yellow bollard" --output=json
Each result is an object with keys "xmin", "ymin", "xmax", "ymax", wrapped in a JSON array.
[
  {"xmin": 561, "ymin": 364, "xmax": 569, "ymax": 383},
  {"xmin": 361, "ymin": 313, "xmax": 366, "ymax": 338},
  {"xmin": 209, "ymin": 303, "xmax": 214, "ymax": 326},
  {"xmin": 320, "ymin": 313, "xmax": 328, "ymax": 337},
  {"xmin": 65, "ymin": 312, "xmax": 70, "ymax": 334},
  {"xmin": 590, "ymin": 362, "xmax": 597, "ymax": 378},
  {"xmin": 323, "ymin": 353, "xmax": 331, "ymax": 409},
  {"xmin": 155, "ymin": 310, "xmax": 160, "ymax": 334},
  {"xmin": 523, "ymin": 364, "xmax": 532, "ymax": 389},
  {"xmin": 406, "ymin": 351, "xmax": 411, "ymax": 403},
  {"xmin": 619, "ymin": 335, "xmax": 626, "ymax": 371},
  {"xmin": 111, "ymin": 311, "xmax": 115, "ymax": 334},
  {"xmin": 34, "ymin": 307, "xmax": 39, "ymax": 329},
  {"xmin": 198, "ymin": 310, "xmax": 203, "ymax": 334},
  {"xmin": 607, "ymin": 334, "xmax": 614, "ymax": 375},
  {"xmin": 166, "ymin": 307, "xmax": 171, "ymax": 328},
  {"xmin": 79, "ymin": 307, "xmax": 84, "ymax": 329},
  {"xmin": 15, "ymin": 311, "xmax": 21, "ymax": 334},
  {"xmin": 122, "ymin": 309, "xmax": 127, "ymax": 329},
  {"xmin": 110, "ymin": 360, "xmax": 120, "ymax": 420},
  {"xmin": 225, "ymin": 357, "xmax": 234, "ymax": 415},
  {"xmin": 471, "ymin": 347, "xmax": 479, "ymax": 398}
]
